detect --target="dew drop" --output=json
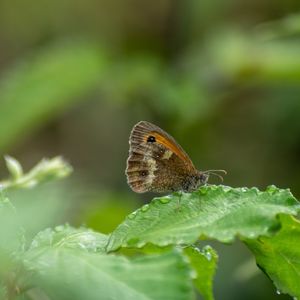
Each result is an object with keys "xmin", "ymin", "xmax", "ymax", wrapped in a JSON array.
[
  {"xmin": 276, "ymin": 290, "xmax": 281, "ymax": 295},
  {"xmin": 141, "ymin": 204, "xmax": 150, "ymax": 212},
  {"xmin": 159, "ymin": 197, "xmax": 171, "ymax": 204},
  {"xmin": 206, "ymin": 252, "xmax": 212, "ymax": 261},
  {"xmin": 223, "ymin": 186, "xmax": 232, "ymax": 193},
  {"xmin": 266, "ymin": 185, "xmax": 278, "ymax": 194},
  {"xmin": 202, "ymin": 245, "xmax": 213, "ymax": 260},
  {"xmin": 128, "ymin": 212, "xmax": 137, "ymax": 220},
  {"xmin": 250, "ymin": 187, "xmax": 259, "ymax": 194},
  {"xmin": 203, "ymin": 245, "xmax": 212, "ymax": 251},
  {"xmin": 203, "ymin": 249, "xmax": 212, "ymax": 260},
  {"xmin": 199, "ymin": 187, "xmax": 207, "ymax": 195},
  {"xmin": 210, "ymin": 185, "xmax": 218, "ymax": 191}
]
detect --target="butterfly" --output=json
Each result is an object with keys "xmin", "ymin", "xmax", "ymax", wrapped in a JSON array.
[{"xmin": 126, "ymin": 121, "xmax": 226, "ymax": 193}]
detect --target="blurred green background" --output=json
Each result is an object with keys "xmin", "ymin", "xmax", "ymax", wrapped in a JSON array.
[{"xmin": 1, "ymin": 0, "xmax": 300, "ymax": 299}]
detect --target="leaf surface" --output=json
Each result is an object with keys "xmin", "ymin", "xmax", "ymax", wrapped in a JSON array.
[
  {"xmin": 184, "ymin": 245, "xmax": 218, "ymax": 300},
  {"xmin": 246, "ymin": 214, "xmax": 300, "ymax": 298},
  {"xmin": 107, "ymin": 185, "xmax": 300, "ymax": 251},
  {"xmin": 24, "ymin": 248, "xmax": 194, "ymax": 300},
  {"xmin": 30, "ymin": 225, "xmax": 109, "ymax": 254},
  {"xmin": 0, "ymin": 40, "xmax": 105, "ymax": 151},
  {"xmin": 0, "ymin": 195, "xmax": 23, "ymax": 252}
]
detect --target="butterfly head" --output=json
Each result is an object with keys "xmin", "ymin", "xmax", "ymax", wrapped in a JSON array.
[
  {"xmin": 184, "ymin": 169, "xmax": 226, "ymax": 192},
  {"xmin": 180, "ymin": 171, "xmax": 208, "ymax": 192},
  {"xmin": 199, "ymin": 172, "xmax": 209, "ymax": 185}
]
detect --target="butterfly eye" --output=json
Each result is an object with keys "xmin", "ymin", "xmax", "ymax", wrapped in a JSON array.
[
  {"xmin": 199, "ymin": 173, "xmax": 209, "ymax": 184},
  {"xmin": 147, "ymin": 136, "xmax": 156, "ymax": 143}
]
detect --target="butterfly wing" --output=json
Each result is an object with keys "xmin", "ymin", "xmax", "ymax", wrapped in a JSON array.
[{"xmin": 126, "ymin": 121, "xmax": 198, "ymax": 193}]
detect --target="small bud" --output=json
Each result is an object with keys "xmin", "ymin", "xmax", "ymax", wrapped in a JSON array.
[
  {"xmin": 4, "ymin": 155, "xmax": 23, "ymax": 180},
  {"xmin": 1, "ymin": 156, "xmax": 72, "ymax": 190},
  {"xmin": 29, "ymin": 156, "xmax": 73, "ymax": 183}
]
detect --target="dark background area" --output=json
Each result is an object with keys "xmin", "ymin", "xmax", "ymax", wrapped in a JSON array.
[{"xmin": 0, "ymin": 0, "xmax": 300, "ymax": 299}]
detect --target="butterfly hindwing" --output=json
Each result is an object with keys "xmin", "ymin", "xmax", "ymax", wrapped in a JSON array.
[{"xmin": 126, "ymin": 121, "xmax": 198, "ymax": 193}]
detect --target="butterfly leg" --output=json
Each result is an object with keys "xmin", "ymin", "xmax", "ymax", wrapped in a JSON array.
[{"xmin": 176, "ymin": 191, "xmax": 183, "ymax": 211}]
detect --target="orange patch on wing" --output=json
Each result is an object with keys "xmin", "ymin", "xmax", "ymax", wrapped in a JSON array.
[{"xmin": 143, "ymin": 132, "xmax": 192, "ymax": 165}]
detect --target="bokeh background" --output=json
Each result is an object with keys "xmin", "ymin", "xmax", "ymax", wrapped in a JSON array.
[{"xmin": 1, "ymin": 0, "xmax": 300, "ymax": 299}]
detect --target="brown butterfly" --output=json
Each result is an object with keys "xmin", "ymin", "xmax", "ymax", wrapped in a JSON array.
[{"xmin": 126, "ymin": 121, "xmax": 226, "ymax": 193}]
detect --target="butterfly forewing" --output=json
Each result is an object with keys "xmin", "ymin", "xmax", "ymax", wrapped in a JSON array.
[{"xmin": 126, "ymin": 121, "xmax": 198, "ymax": 193}]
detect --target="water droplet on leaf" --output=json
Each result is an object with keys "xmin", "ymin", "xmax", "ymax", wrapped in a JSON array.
[
  {"xmin": 205, "ymin": 252, "xmax": 212, "ymax": 260},
  {"xmin": 210, "ymin": 185, "xmax": 218, "ymax": 191},
  {"xmin": 250, "ymin": 187, "xmax": 259, "ymax": 194},
  {"xmin": 266, "ymin": 185, "xmax": 278, "ymax": 194},
  {"xmin": 199, "ymin": 187, "xmax": 207, "ymax": 195},
  {"xmin": 159, "ymin": 197, "xmax": 170, "ymax": 204},
  {"xmin": 203, "ymin": 250, "xmax": 212, "ymax": 260},
  {"xmin": 202, "ymin": 245, "xmax": 213, "ymax": 260},
  {"xmin": 141, "ymin": 204, "xmax": 150, "ymax": 212},
  {"xmin": 128, "ymin": 212, "xmax": 137, "ymax": 219},
  {"xmin": 223, "ymin": 186, "xmax": 232, "ymax": 193}
]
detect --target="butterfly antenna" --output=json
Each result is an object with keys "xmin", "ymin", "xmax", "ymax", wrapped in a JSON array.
[
  {"xmin": 203, "ymin": 169, "xmax": 227, "ymax": 182},
  {"xmin": 208, "ymin": 172, "xmax": 224, "ymax": 182},
  {"xmin": 203, "ymin": 169, "xmax": 227, "ymax": 175}
]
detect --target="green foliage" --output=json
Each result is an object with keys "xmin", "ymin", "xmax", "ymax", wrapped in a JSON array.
[
  {"xmin": 107, "ymin": 185, "xmax": 300, "ymax": 250},
  {"xmin": 22, "ymin": 226, "xmax": 194, "ymax": 300},
  {"xmin": 23, "ymin": 248, "xmax": 193, "ymax": 300},
  {"xmin": 246, "ymin": 215, "xmax": 300, "ymax": 298},
  {"xmin": 207, "ymin": 29, "xmax": 300, "ymax": 83},
  {"xmin": 184, "ymin": 246, "xmax": 218, "ymax": 300},
  {"xmin": 0, "ymin": 195, "xmax": 22, "ymax": 253},
  {"xmin": 0, "ymin": 41, "xmax": 105, "ymax": 152},
  {"xmin": 29, "ymin": 226, "xmax": 109, "ymax": 254},
  {"xmin": 1, "ymin": 157, "xmax": 300, "ymax": 299}
]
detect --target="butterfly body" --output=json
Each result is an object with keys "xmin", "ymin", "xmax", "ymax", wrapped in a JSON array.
[{"xmin": 126, "ymin": 121, "xmax": 210, "ymax": 193}]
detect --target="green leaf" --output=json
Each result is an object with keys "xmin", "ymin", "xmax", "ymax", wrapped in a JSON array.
[
  {"xmin": 23, "ymin": 248, "xmax": 194, "ymax": 300},
  {"xmin": 30, "ymin": 225, "xmax": 109, "ymax": 254},
  {"xmin": 207, "ymin": 29, "xmax": 300, "ymax": 83},
  {"xmin": 0, "ymin": 194, "xmax": 24, "ymax": 292},
  {"xmin": 246, "ymin": 214, "xmax": 300, "ymax": 298},
  {"xmin": 0, "ymin": 40, "xmax": 105, "ymax": 152},
  {"xmin": 24, "ymin": 226, "xmax": 193, "ymax": 299},
  {"xmin": 107, "ymin": 185, "xmax": 300, "ymax": 251},
  {"xmin": 0, "ymin": 194, "xmax": 23, "ymax": 253},
  {"xmin": 184, "ymin": 245, "xmax": 218, "ymax": 300}
]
